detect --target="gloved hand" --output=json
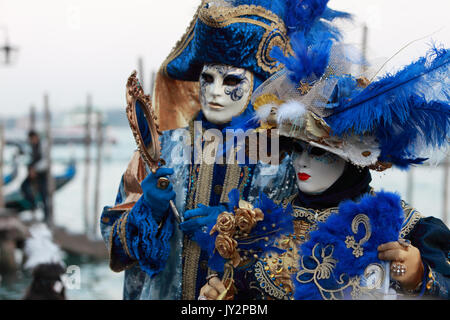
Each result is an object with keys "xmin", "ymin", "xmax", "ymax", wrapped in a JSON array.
[
  {"xmin": 140, "ymin": 167, "xmax": 176, "ymax": 222},
  {"xmin": 179, "ymin": 204, "xmax": 226, "ymax": 236}
]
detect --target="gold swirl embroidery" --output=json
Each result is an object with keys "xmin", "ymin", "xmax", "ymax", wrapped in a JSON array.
[
  {"xmin": 198, "ymin": 5, "xmax": 286, "ymax": 30},
  {"xmin": 257, "ymin": 25, "xmax": 292, "ymax": 74},
  {"xmin": 345, "ymin": 214, "xmax": 372, "ymax": 258},
  {"xmin": 296, "ymin": 243, "xmax": 363, "ymax": 300},
  {"xmin": 254, "ymin": 260, "xmax": 290, "ymax": 300}
]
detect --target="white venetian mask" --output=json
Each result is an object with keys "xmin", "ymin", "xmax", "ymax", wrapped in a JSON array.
[
  {"xmin": 291, "ymin": 140, "xmax": 346, "ymax": 195},
  {"xmin": 199, "ymin": 63, "xmax": 253, "ymax": 124}
]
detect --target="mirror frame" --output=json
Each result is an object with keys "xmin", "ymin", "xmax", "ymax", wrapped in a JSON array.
[{"xmin": 126, "ymin": 71, "xmax": 165, "ymax": 173}]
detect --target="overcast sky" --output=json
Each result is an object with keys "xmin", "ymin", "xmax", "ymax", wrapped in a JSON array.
[{"xmin": 0, "ymin": 0, "xmax": 448, "ymax": 118}]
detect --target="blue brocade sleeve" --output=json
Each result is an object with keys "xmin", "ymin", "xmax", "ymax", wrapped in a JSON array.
[
  {"xmin": 125, "ymin": 197, "xmax": 174, "ymax": 277},
  {"xmin": 100, "ymin": 176, "xmax": 174, "ymax": 277}
]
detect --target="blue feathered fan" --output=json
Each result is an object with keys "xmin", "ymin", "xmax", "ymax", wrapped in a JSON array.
[{"xmin": 294, "ymin": 191, "xmax": 404, "ymax": 300}]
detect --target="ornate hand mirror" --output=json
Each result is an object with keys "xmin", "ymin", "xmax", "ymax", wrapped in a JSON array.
[
  {"xmin": 126, "ymin": 71, "xmax": 181, "ymax": 224},
  {"xmin": 126, "ymin": 71, "xmax": 164, "ymax": 173}
]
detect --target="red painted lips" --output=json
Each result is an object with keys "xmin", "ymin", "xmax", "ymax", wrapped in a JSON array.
[{"xmin": 297, "ymin": 173, "xmax": 311, "ymax": 181}]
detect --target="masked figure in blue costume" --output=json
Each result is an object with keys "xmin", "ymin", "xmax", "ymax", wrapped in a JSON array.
[
  {"xmin": 196, "ymin": 32, "xmax": 450, "ymax": 299},
  {"xmin": 100, "ymin": 0, "xmax": 349, "ymax": 300}
]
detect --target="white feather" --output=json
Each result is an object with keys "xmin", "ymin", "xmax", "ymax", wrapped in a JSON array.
[
  {"xmin": 254, "ymin": 104, "xmax": 275, "ymax": 122},
  {"xmin": 277, "ymin": 100, "xmax": 307, "ymax": 124}
]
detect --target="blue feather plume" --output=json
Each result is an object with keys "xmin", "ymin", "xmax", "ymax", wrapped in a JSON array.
[
  {"xmin": 283, "ymin": 0, "xmax": 351, "ymax": 35},
  {"xmin": 271, "ymin": 31, "xmax": 334, "ymax": 84},
  {"xmin": 325, "ymin": 46, "xmax": 450, "ymax": 168},
  {"xmin": 269, "ymin": 0, "xmax": 351, "ymax": 85}
]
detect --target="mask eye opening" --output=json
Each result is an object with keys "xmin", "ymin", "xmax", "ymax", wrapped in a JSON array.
[
  {"xmin": 223, "ymin": 75, "xmax": 243, "ymax": 86},
  {"xmin": 292, "ymin": 141, "xmax": 305, "ymax": 155},
  {"xmin": 201, "ymin": 73, "xmax": 214, "ymax": 84},
  {"xmin": 309, "ymin": 147, "xmax": 327, "ymax": 157}
]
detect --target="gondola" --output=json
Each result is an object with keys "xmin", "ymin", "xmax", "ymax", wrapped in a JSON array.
[
  {"xmin": 3, "ymin": 155, "xmax": 19, "ymax": 186},
  {"xmin": 4, "ymin": 160, "xmax": 76, "ymax": 212}
]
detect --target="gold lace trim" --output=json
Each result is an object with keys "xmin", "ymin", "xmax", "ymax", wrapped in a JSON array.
[
  {"xmin": 108, "ymin": 217, "xmax": 137, "ymax": 273},
  {"xmin": 399, "ymin": 201, "xmax": 423, "ymax": 238},
  {"xmin": 254, "ymin": 260, "xmax": 290, "ymax": 300},
  {"xmin": 220, "ymin": 163, "xmax": 241, "ymax": 203},
  {"xmin": 282, "ymin": 194, "xmax": 339, "ymax": 224},
  {"xmin": 198, "ymin": 5, "xmax": 285, "ymax": 29},
  {"xmin": 119, "ymin": 211, "xmax": 133, "ymax": 259}
]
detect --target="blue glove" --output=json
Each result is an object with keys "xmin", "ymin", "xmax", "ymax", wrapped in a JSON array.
[
  {"xmin": 141, "ymin": 167, "xmax": 176, "ymax": 222},
  {"xmin": 179, "ymin": 204, "xmax": 226, "ymax": 236}
]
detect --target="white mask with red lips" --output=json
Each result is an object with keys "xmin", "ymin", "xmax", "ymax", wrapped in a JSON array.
[
  {"xmin": 291, "ymin": 141, "xmax": 346, "ymax": 195},
  {"xmin": 199, "ymin": 64, "xmax": 253, "ymax": 125}
]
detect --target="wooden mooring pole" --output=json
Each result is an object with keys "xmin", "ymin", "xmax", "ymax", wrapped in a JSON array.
[
  {"xmin": 361, "ymin": 24, "xmax": 368, "ymax": 74},
  {"xmin": 44, "ymin": 94, "xmax": 55, "ymax": 228},
  {"xmin": 83, "ymin": 95, "xmax": 92, "ymax": 236},
  {"xmin": 92, "ymin": 111, "xmax": 103, "ymax": 238},
  {"xmin": 29, "ymin": 104, "xmax": 36, "ymax": 132},
  {"xmin": 138, "ymin": 57, "xmax": 145, "ymax": 89}
]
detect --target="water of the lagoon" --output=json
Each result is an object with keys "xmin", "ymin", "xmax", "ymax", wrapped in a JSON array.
[{"xmin": 0, "ymin": 126, "xmax": 447, "ymax": 300}]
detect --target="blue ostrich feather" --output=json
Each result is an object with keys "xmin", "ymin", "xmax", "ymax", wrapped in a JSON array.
[
  {"xmin": 283, "ymin": 0, "xmax": 351, "ymax": 36},
  {"xmin": 325, "ymin": 46, "xmax": 450, "ymax": 168},
  {"xmin": 271, "ymin": 31, "xmax": 334, "ymax": 84},
  {"xmin": 269, "ymin": 0, "xmax": 351, "ymax": 84},
  {"xmin": 327, "ymin": 46, "xmax": 450, "ymax": 136}
]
